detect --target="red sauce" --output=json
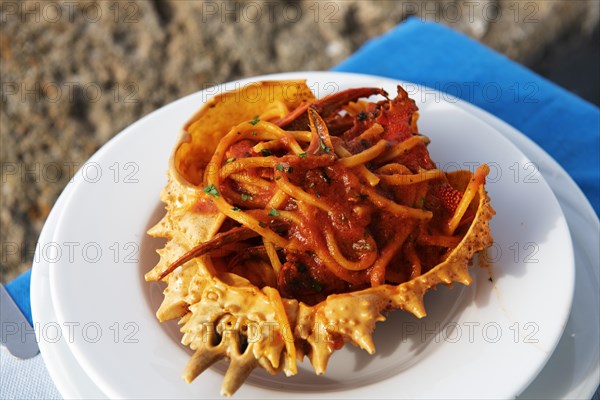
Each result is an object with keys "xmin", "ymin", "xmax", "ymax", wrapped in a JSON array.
[
  {"xmin": 215, "ymin": 86, "xmax": 466, "ymax": 304},
  {"xmin": 191, "ymin": 197, "xmax": 218, "ymax": 214},
  {"xmin": 225, "ymin": 139, "xmax": 255, "ymax": 160}
]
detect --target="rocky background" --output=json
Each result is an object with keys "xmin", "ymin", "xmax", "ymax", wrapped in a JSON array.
[{"xmin": 1, "ymin": 0, "xmax": 599, "ymax": 282}]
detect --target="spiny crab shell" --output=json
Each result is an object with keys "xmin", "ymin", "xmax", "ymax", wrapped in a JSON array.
[{"xmin": 145, "ymin": 80, "xmax": 494, "ymax": 396}]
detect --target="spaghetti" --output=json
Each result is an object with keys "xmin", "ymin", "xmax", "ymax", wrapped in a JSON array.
[{"xmin": 165, "ymin": 85, "xmax": 490, "ymax": 305}]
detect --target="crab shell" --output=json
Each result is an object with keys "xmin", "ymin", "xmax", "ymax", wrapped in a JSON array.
[{"xmin": 145, "ymin": 81, "xmax": 495, "ymax": 396}]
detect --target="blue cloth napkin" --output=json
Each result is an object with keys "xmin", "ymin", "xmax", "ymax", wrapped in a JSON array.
[
  {"xmin": 3, "ymin": 17, "xmax": 599, "ymax": 399},
  {"xmin": 5, "ymin": 270, "xmax": 33, "ymax": 326}
]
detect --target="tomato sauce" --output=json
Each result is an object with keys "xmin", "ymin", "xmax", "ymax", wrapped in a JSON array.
[{"xmin": 216, "ymin": 86, "xmax": 468, "ymax": 305}]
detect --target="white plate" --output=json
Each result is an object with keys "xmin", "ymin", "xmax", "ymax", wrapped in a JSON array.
[
  {"xmin": 456, "ymin": 100, "xmax": 600, "ymax": 399},
  {"xmin": 30, "ymin": 180, "xmax": 107, "ymax": 399},
  {"xmin": 31, "ymin": 72, "xmax": 591, "ymax": 398},
  {"xmin": 46, "ymin": 72, "xmax": 575, "ymax": 399}
]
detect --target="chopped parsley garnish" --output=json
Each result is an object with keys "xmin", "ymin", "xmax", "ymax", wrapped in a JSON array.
[
  {"xmin": 319, "ymin": 140, "xmax": 331, "ymax": 153},
  {"xmin": 226, "ymin": 157, "xmax": 236, "ymax": 164},
  {"xmin": 240, "ymin": 193, "xmax": 250, "ymax": 201},
  {"xmin": 203, "ymin": 184, "xmax": 219, "ymax": 198},
  {"xmin": 276, "ymin": 163, "xmax": 284, "ymax": 171},
  {"xmin": 286, "ymin": 166, "xmax": 294, "ymax": 173},
  {"xmin": 249, "ymin": 116, "xmax": 260, "ymax": 125},
  {"xmin": 251, "ymin": 131, "xmax": 257, "ymax": 136},
  {"xmin": 261, "ymin": 149, "xmax": 273, "ymax": 156},
  {"xmin": 232, "ymin": 206, "xmax": 240, "ymax": 211},
  {"xmin": 275, "ymin": 176, "xmax": 281, "ymax": 181},
  {"xmin": 298, "ymin": 152, "xmax": 307, "ymax": 158},
  {"xmin": 258, "ymin": 221, "xmax": 267, "ymax": 228},
  {"xmin": 311, "ymin": 281, "xmax": 323, "ymax": 292},
  {"xmin": 268, "ymin": 208, "xmax": 280, "ymax": 217}
]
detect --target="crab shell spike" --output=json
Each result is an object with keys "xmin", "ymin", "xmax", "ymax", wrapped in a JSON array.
[
  {"xmin": 182, "ymin": 317, "xmax": 264, "ymax": 396},
  {"xmin": 221, "ymin": 352, "xmax": 259, "ymax": 397},
  {"xmin": 178, "ymin": 273, "xmax": 298, "ymax": 394},
  {"xmin": 146, "ymin": 80, "xmax": 495, "ymax": 396},
  {"xmin": 183, "ymin": 345, "xmax": 223, "ymax": 384}
]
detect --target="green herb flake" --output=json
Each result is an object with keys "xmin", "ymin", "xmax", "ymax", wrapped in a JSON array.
[
  {"xmin": 319, "ymin": 140, "xmax": 331, "ymax": 153},
  {"xmin": 249, "ymin": 116, "xmax": 260, "ymax": 125},
  {"xmin": 275, "ymin": 176, "xmax": 281, "ymax": 181},
  {"xmin": 232, "ymin": 207, "xmax": 241, "ymax": 211},
  {"xmin": 268, "ymin": 208, "xmax": 280, "ymax": 217},
  {"xmin": 241, "ymin": 193, "xmax": 250, "ymax": 201},
  {"xmin": 261, "ymin": 149, "xmax": 273, "ymax": 156},
  {"xmin": 258, "ymin": 221, "xmax": 267, "ymax": 228},
  {"xmin": 251, "ymin": 131, "xmax": 257, "ymax": 136},
  {"xmin": 286, "ymin": 166, "xmax": 294, "ymax": 173},
  {"xmin": 226, "ymin": 157, "xmax": 236, "ymax": 164},
  {"xmin": 311, "ymin": 281, "xmax": 323, "ymax": 292},
  {"xmin": 276, "ymin": 163, "xmax": 284, "ymax": 171},
  {"xmin": 203, "ymin": 184, "xmax": 220, "ymax": 198},
  {"xmin": 298, "ymin": 152, "xmax": 307, "ymax": 158}
]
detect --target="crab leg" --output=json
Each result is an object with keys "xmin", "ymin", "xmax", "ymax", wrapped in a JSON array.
[
  {"xmin": 276, "ymin": 88, "xmax": 387, "ymax": 130},
  {"xmin": 158, "ymin": 222, "xmax": 286, "ymax": 281},
  {"xmin": 312, "ymin": 87, "xmax": 387, "ymax": 116},
  {"xmin": 307, "ymin": 108, "xmax": 335, "ymax": 154},
  {"xmin": 274, "ymin": 102, "xmax": 310, "ymax": 128},
  {"xmin": 158, "ymin": 226, "xmax": 259, "ymax": 280}
]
